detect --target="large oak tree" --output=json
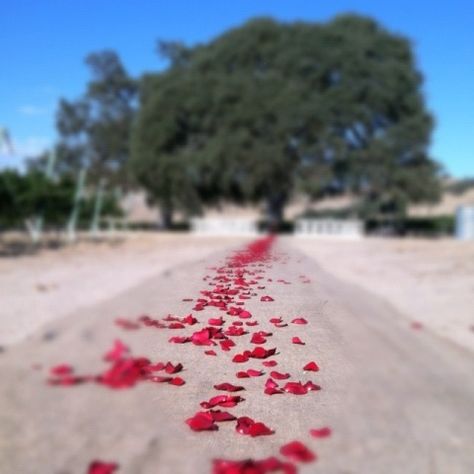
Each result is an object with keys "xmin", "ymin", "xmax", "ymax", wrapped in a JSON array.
[{"xmin": 132, "ymin": 15, "xmax": 441, "ymax": 225}]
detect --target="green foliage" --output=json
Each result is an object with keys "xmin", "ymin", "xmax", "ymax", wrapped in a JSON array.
[
  {"xmin": 132, "ymin": 14, "xmax": 441, "ymax": 224},
  {"xmin": 0, "ymin": 170, "xmax": 122, "ymax": 229},
  {"xmin": 56, "ymin": 51, "xmax": 137, "ymax": 187}
]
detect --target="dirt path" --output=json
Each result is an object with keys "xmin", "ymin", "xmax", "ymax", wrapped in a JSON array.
[
  {"xmin": 0, "ymin": 234, "xmax": 247, "ymax": 346},
  {"xmin": 0, "ymin": 239, "xmax": 472, "ymax": 473}
]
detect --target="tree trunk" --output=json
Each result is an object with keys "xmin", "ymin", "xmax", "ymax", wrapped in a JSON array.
[
  {"xmin": 265, "ymin": 193, "xmax": 286, "ymax": 231},
  {"xmin": 160, "ymin": 206, "xmax": 173, "ymax": 229}
]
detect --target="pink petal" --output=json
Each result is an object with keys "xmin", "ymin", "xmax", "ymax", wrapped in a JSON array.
[
  {"xmin": 309, "ymin": 427, "xmax": 332, "ymax": 438},
  {"xmin": 292, "ymin": 336, "xmax": 305, "ymax": 345},
  {"xmin": 270, "ymin": 371, "xmax": 290, "ymax": 380},
  {"xmin": 291, "ymin": 318, "xmax": 308, "ymax": 325},
  {"xmin": 214, "ymin": 383, "xmax": 245, "ymax": 392},
  {"xmin": 280, "ymin": 440, "xmax": 316, "ymax": 463},
  {"xmin": 303, "ymin": 361, "xmax": 319, "ymax": 372}
]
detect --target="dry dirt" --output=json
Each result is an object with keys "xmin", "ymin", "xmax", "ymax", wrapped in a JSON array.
[{"xmin": 0, "ymin": 235, "xmax": 473, "ymax": 473}]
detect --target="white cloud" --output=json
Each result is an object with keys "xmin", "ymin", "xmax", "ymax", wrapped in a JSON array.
[{"xmin": 18, "ymin": 105, "xmax": 50, "ymax": 116}]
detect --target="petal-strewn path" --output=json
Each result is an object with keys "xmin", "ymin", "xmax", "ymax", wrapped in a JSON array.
[{"xmin": 0, "ymin": 237, "xmax": 473, "ymax": 473}]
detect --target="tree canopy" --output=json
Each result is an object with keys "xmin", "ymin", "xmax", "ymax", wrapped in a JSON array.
[
  {"xmin": 56, "ymin": 50, "xmax": 137, "ymax": 187},
  {"xmin": 132, "ymin": 14, "xmax": 440, "ymax": 225}
]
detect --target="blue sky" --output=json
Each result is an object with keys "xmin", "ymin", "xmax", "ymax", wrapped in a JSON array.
[{"xmin": 1, "ymin": 0, "xmax": 472, "ymax": 177}]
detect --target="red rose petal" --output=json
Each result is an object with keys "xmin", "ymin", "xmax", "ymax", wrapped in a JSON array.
[
  {"xmin": 280, "ymin": 440, "xmax": 316, "ymax": 463},
  {"xmin": 260, "ymin": 295, "xmax": 274, "ymax": 302},
  {"xmin": 205, "ymin": 350, "xmax": 217, "ymax": 356},
  {"xmin": 209, "ymin": 317, "xmax": 225, "ymax": 326},
  {"xmin": 200, "ymin": 395, "xmax": 244, "ymax": 409},
  {"xmin": 210, "ymin": 410, "xmax": 237, "ymax": 422},
  {"xmin": 232, "ymin": 353, "xmax": 249, "ymax": 363},
  {"xmin": 262, "ymin": 360, "xmax": 278, "ymax": 367},
  {"xmin": 265, "ymin": 378, "xmax": 279, "ymax": 389},
  {"xmin": 291, "ymin": 318, "xmax": 308, "ymax": 325},
  {"xmin": 270, "ymin": 371, "xmax": 290, "ymax": 380},
  {"xmin": 250, "ymin": 333, "xmax": 267, "ymax": 344},
  {"xmin": 247, "ymin": 369, "xmax": 264, "ymax": 377},
  {"xmin": 303, "ymin": 361, "xmax": 319, "ymax": 372},
  {"xmin": 236, "ymin": 371, "xmax": 250, "ymax": 378},
  {"xmin": 283, "ymin": 382, "xmax": 308, "ymax": 395},
  {"xmin": 304, "ymin": 381, "xmax": 321, "ymax": 391},
  {"xmin": 291, "ymin": 336, "xmax": 305, "ymax": 345},
  {"xmin": 168, "ymin": 322, "xmax": 185, "ymax": 329},
  {"xmin": 213, "ymin": 457, "xmax": 295, "ymax": 474},
  {"xmin": 250, "ymin": 347, "xmax": 276, "ymax": 359},
  {"xmin": 164, "ymin": 362, "xmax": 183, "ymax": 374},
  {"xmin": 50, "ymin": 364, "xmax": 73, "ymax": 376},
  {"xmin": 182, "ymin": 314, "xmax": 198, "ymax": 325},
  {"xmin": 236, "ymin": 417, "xmax": 274, "ymax": 437},
  {"xmin": 103, "ymin": 340, "xmax": 129, "ymax": 362},
  {"xmin": 186, "ymin": 411, "xmax": 217, "ymax": 431},
  {"xmin": 87, "ymin": 460, "xmax": 119, "ymax": 474},
  {"xmin": 214, "ymin": 383, "xmax": 245, "ymax": 392},
  {"xmin": 245, "ymin": 321, "xmax": 259, "ymax": 326},
  {"xmin": 169, "ymin": 377, "xmax": 185, "ymax": 386},
  {"xmin": 309, "ymin": 427, "xmax": 332, "ymax": 438},
  {"xmin": 219, "ymin": 339, "xmax": 235, "ymax": 351},
  {"xmin": 169, "ymin": 336, "xmax": 190, "ymax": 344}
]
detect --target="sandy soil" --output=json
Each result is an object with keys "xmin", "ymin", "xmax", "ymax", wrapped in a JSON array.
[
  {"xmin": 0, "ymin": 237, "xmax": 472, "ymax": 473},
  {"xmin": 290, "ymin": 237, "xmax": 474, "ymax": 352},
  {"xmin": 0, "ymin": 233, "xmax": 248, "ymax": 346}
]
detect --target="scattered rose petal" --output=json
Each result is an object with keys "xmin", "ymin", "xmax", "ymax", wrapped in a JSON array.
[
  {"xmin": 280, "ymin": 440, "xmax": 316, "ymax": 463},
  {"xmin": 214, "ymin": 383, "xmax": 245, "ymax": 392},
  {"xmin": 50, "ymin": 364, "xmax": 73, "ymax": 376},
  {"xmin": 164, "ymin": 362, "xmax": 183, "ymax": 374},
  {"xmin": 169, "ymin": 336, "xmax": 190, "ymax": 344},
  {"xmin": 283, "ymin": 382, "xmax": 308, "ymax": 395},
  {"xmin": 186, "ymin": 411, "xmax": 217, "ymax": 431},
  {"xmin": 250, "ymin": 347, "xmax": 276, "ymax": 359},
  {"xmin": 200, "ymin": 395, "xmax": 244, "ymax": 409},
  {"xmin": 303, "ymin": 361, "xmax": 319, "ymax": 372},
  {"xmin": 87, "ymin": 460, "xmax": 119, "ymax": 474},
  {"xmin": 168, "ymin": 322, "xmax": 185, "ymax": 329},
  {"xmin": 232, "ymin": 353, "xmax": 249, "ymax": 363},
  {"xmin": 213, "ymin": 457, "xmax": 296, "ymax": 474},
  {"xmin": 103, "ymin": 340, "xmax": 129, "ymax": 362},
  {"xmin": 169, "ymin": 377, "xmax": 185, "ymax": 386},
  {"xmin": 310, "ymin": 427, "xmax": 332, "ymax": 438},
  {"xmin": 236, "ymin": 417, "xmax": 274, "ymax": 437},
  {"xmin": 250, "ymin": 333, "xmax": 267, "ymax": 344},
  {"xmin": 209, "ymin": 317, "xmax": 225, "ymax": 326},
  {"xmin": 292, "ymin": 336, "xmax": 305, "ymax": 345},
  {"xmin": 291, "ymin": 318, "xmax": 308, "ymax": 325},
  {"xmin": 210, "ymin": 410, "xmax": 237, "ymax": 422},
  {"xmin": 270, "ymin": 371, "xmax": 290, "ymax": 380}
]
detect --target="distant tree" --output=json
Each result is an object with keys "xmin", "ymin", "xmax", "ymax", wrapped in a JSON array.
[
  {"xmin": 0, "ymin": 169, "xmax": 121, "ymax": 231},
  {"xmin": 56, "ymin": 50, "xmax": 137, "ymax": 187},
  {"xmin": 132, "ymin": 15, "xmax": 441, "ymax": 225}
]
